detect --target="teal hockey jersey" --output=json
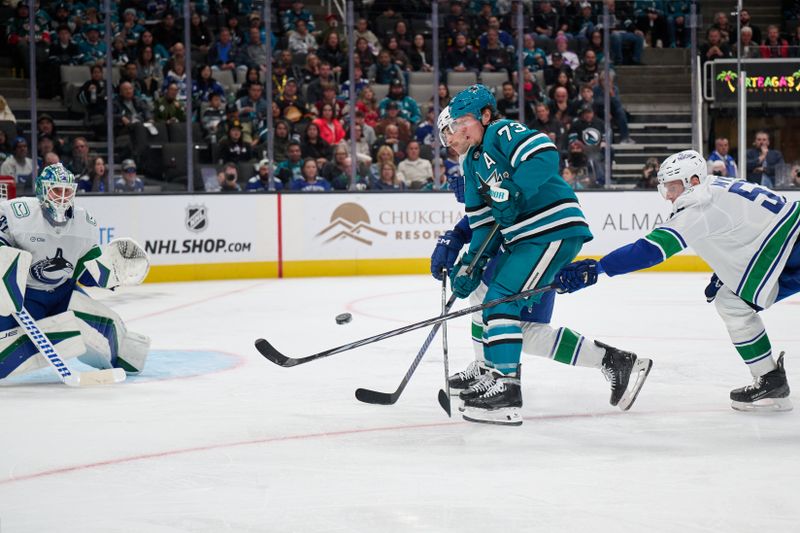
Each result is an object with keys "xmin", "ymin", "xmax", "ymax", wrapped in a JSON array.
[{"xmin": 463, "ymin": 119, "xmax": 593, "ymax": 253}]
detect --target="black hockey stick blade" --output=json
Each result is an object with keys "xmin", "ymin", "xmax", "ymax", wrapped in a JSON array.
[
  {"xmin": 255, "ymin": 338, "xmax": 296, "ymax": 367},
  {"xmin": 437, "ymin": 389, "xmax": 452, "ymax": 417},
  {"xmin": 354, "ymin": 387, "xmax": 398, "ymax": 405}
]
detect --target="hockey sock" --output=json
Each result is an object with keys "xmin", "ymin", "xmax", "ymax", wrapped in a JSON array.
[
  {"xmin": 483, "ymin": 312, "xmax": 522, "ymax": 374},
  {"xmin": 734, "ymin": 330, "xmax": 777, "ymax": 377},
  {"xmin": 547, "ymin": 327, "xmax": 605, "ymax": 368},
  {"xmin": 471, "ymin": 284, "xmax": 488, "ymax": 364},
  {"xmin": 714, "ymin": 286, "xmax": 777, "ymax": 377}
]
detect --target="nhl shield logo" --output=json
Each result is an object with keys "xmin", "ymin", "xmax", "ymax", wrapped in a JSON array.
[{"xmin": 185, "ymin": 204, "xmax": 208, "ymax": 233}]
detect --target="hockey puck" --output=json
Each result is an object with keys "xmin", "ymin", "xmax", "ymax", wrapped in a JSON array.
[{"xmin": 335, "ymin": 313, "xmax": 352, "ymax": 325}]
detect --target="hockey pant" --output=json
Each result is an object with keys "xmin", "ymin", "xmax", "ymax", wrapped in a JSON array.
[
  {"xmin": 473, "ymin": 237, "xmax": 604, "ymax": 374},
  {"xmin": 0, "ymin": 284, "xmax": 150, "ymax": 380}
]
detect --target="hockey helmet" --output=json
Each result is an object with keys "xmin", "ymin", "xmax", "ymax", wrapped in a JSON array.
[
  {"xmin": 657, "ymin": 150, "xmax": 707, "ymax": 200},
  {"xmin": 36, "ymin": 163, "xmax": 77, "ymax": 224},
  {"xmin": 437, "ymin": 105, "xmax": 455, "ymax": 147},
  {"xmin": 449, "ymin": 84, "xmax": 497, "ymax": 121}
]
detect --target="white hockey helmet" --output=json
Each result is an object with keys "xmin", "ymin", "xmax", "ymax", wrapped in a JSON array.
[
  {"xmin": 437, "ymin": 105, "xmax": 454, "ymax": 147},
  {"xmin": 657, "ymin": 150, "xmax": 707, "ymax": 199}
]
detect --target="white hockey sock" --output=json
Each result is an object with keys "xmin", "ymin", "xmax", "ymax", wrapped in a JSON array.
[
  {"xmin": 471, "ymin": 283, "xmax": 488, "ymax": 365},
  {"xmin": 714, "ymin": 287, "xmax": 777, "ymax": 377},
  {"xmin": 521, "ymin": 324, "xmax": 604, "ymax": 368}
]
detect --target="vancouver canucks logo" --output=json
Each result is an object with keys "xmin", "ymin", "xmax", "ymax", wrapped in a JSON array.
[{"xmin": 30, "ymin": 248, "xmax": 74, "ymax": 285}]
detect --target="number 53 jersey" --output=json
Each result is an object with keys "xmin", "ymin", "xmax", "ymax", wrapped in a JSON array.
[
  {"xmin": 605, "ymin": 176, "xmax": 800, "ymax": 309},
  {"xmin": 0, "ymin": 198, "xmax": 101, "ymax": 292}
]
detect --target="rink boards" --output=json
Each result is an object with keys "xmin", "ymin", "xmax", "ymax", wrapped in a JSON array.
[{"xmin": 80, "ymin": 191, "xmax": 800, "ymax": 282}]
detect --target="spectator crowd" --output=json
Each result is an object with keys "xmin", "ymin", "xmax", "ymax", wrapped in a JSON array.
[{"xmin": 0, "ymin": 0, "xmax": 796, "ymax": 193}]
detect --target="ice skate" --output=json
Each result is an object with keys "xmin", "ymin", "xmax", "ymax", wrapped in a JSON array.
[
  {"xmin": 461, "ymin": 368, "xmax": 523, "ymax": 426},
  {"xmin": 731, "ymin": 353, "xmax": 792, "ymax": 412},
  {"xmin": 597, "ymin": 341, "xmax": 653, "ymax": 411},
  {"xmin": 448, "ymin": 359, "xmax": 489, "ymax": 397}
]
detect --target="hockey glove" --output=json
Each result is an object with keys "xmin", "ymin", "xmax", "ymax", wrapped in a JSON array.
[
  {"xmin": 431, "ymin": 229, "xmax": 467, "ymax": 281},
  {"xmin": 489, "ymin": 180, "xmax": 524, "ymax": 226},
  {"xmin": 449, "ymin": 251, "xmax": 489, "ymax": 299},
  {"xmin": 705, "ymin": 273, "xmax": 724, "ymax": 303},
  {"xmin": 448, "ymin": 173, "xmax": 466, "ymax": 203},
  {"xmin": 555, "ymin": 259, "xmax": 600, "ymax": 293}
]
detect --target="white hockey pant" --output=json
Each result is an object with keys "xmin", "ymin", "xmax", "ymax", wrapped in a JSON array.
[{"xmin": 714, "ymin": 286, "xmax": 777, "ymax": 377}]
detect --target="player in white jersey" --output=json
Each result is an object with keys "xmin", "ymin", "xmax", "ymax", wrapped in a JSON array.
[
  {"xmin": 0, "ymin": 163, "xmax": 151, "ymax": 381},
  {"xmin": 556, "ymin": 150, "xmax": 798, "ymax": 411}
]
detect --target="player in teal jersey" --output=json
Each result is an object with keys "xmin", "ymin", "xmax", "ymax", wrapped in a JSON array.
[{"xmin": 440, "ymin": 85, "xmax": 653, "ymax": 425}]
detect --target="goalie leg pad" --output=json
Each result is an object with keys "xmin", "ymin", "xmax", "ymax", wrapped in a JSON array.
[
  {"xmin": 0, "ymin": 246, "xmax": 32, "ymax": 316},
  {"xmin": 119, "ymin": 330, "xmax": 151, "ymax": 374},
  {"xmin": 0, "ymin": 311, "xmax": 87, "ymax": 379},
  {"xmin": 69, "ymin": 291, "xmax": 150, "ymax": 374}
]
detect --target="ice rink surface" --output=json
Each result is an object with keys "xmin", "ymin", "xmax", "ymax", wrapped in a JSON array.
[{"xmin": 2, "ymin": 273, "xmax": 800, "ymax": 532}]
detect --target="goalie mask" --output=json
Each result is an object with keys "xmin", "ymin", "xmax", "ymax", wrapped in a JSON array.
[
  {"xmin": 36, "ymin": 163, "xmax": 77, "ymax": 224},
  {"xmin": 657, "ymin": 150, "xmax": 707, "ymax": 200}
]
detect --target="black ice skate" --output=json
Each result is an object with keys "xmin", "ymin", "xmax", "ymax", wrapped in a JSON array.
[
  {"xmin": 730, "ymin": 353, "xmax": 792, "ymax": 412},
  {"xmin": 597, "ymin": 341, "xmax": 653, "ymax": 411},
  {"xmin": 461, "ymin": 368, "xmax": 523, "ymax": 426},
  {"xmin": 448, "ymin": 360, "xmax": 489, "ymax": 397}
]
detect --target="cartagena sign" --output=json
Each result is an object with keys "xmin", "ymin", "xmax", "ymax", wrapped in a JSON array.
[{"xmin": 712, "ymin": 60, "xmax": 800, "ymax": 103}]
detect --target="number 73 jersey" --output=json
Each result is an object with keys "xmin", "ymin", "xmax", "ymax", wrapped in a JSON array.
[
  {"xmin": 604, "ymin": 177, "xmax": 800, "ymax": 309},
  {"xmin": 0, "ymin": 198, "xmax": 101, "ymax": 291}
]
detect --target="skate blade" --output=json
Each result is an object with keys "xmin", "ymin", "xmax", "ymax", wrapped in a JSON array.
[
  {"xmin": 618, "ymin": 358, "xmax": 653, "ymax": 411},
  {"xmin": 450, "ymin": 388, "xmax": 465, "ymax": 397},
  {"xmin": 732, "ymin": 397, "xmax": 793, "ymax": 412},
  {"xmin": 462, "ymin": 406, "xmax": 522, "ymax": 426}
]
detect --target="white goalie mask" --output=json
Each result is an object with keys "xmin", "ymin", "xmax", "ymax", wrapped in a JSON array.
[{"xmin": 657, "ymin": 150, "xmax": 707, "ymax": 200}]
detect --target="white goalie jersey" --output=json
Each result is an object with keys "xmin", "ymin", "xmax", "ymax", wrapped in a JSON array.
[
  {"xmin": 649, "ymin": 177, "xmax": 800, "ymax": 309},
  {"xmin": 0, "ymin": 198, "xmax": 101, "ymax": 291}
]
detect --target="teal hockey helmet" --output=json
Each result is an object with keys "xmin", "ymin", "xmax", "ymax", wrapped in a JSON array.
[
  {"xmin": 449, "ymin": 84, "xmax": 497, "ymax": 121},
  {"xmin": 36, "ymin": 163, "xmax": 77, "ymax": 224}
]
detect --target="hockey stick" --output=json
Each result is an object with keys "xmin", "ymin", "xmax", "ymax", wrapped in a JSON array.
[
  {"xmin": 256, "ymin": 283, "xmax": 557, "ymax": 368},
  {"xmin": 352, "ymin": 225, "xmax": 499, "ymax": 406},
  {"xmin": 259, "ymin": 225, "xmax": 498, "ymax": 386},
  {"xmin": 437, "ymin": 271, "xmax": 451, "ymax": 416},
  {"xmin": 14, "ymin": 307, "xmax": 126, "ymax": 387},
  {"xmin": 356, "ymin": 224, "xmax": 500, "ymax": 407}
]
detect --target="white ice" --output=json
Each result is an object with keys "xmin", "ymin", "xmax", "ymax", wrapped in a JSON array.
[{"xmin": 1, "ymin": 273, "xmax": 799, "ymax": 533}]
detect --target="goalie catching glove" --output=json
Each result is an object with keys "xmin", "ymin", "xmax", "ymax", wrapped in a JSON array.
[{"xmin": 83, "ymin": 238, "xmax": 151, "ymax": 289}]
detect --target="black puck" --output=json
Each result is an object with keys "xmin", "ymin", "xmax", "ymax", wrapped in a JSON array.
[{"xmin": 335, "ymin": 313, "xmax": 352, "ymax": 325}]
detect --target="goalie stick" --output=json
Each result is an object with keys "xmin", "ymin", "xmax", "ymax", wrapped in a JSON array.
[{"xmin": 14, "ymin": 307, "xmax": 126, "ymax": 387}]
